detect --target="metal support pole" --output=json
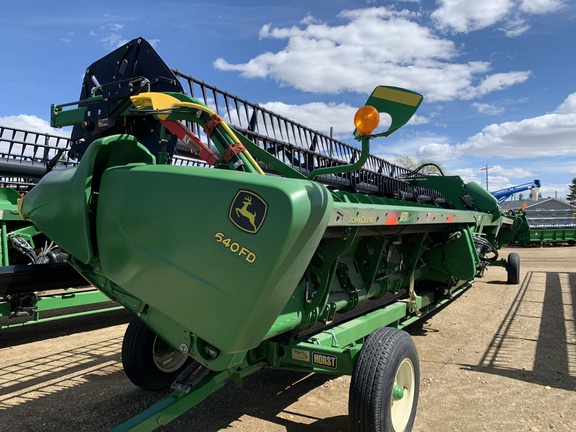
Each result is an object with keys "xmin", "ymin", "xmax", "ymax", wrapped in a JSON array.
[{"xmin": 480, "ymin": 165, "xmax": 493, "ymax": 191}]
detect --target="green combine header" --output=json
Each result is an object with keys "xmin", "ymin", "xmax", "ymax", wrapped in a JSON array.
[{"xmin": 19, "ymin": 38, "xmax": 524, "ymax": 431}]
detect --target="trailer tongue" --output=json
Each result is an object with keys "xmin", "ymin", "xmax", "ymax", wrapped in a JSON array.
[{"xmin": 20, "ymin": 37, "xmax": 523, "ymax": 431}]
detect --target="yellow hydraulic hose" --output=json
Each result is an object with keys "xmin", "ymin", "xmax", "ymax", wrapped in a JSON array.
[
  {"xmin": 130, "ymin": 93, "xmax": 264, "ymax": 174},
  {"xmin": 172, "ymin": 101, "xmax": 265, "ymax": 175}
]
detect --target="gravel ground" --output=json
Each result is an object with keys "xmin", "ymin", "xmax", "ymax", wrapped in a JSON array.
[{"xmin": 0, "ymin": 246, "xmax": 574, "ymax": 431}]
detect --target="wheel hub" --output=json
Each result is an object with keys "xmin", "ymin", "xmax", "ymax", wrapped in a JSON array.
[
  {"xmin": 152, "ymin": 336, "xmax": 189, "ymax": 373},
  {"xmin": 391, "ymin": 358, "xmax": 416, "ymax": 431},
  {"xmin": 392, "ymin": 384, "xmax": 405, "ymax": 401}
]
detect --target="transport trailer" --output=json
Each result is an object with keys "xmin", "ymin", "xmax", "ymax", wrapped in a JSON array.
[
  {"xmin": 506, "ymin": 208, "xmax": 576, "ymax": 246},
  {"xmin": 522, "ymin": 208, "xmax": 576, "ymax": 245},
  {"xmin": 20, "ymin": 38, "xmax": 524, "ymax": 431}
]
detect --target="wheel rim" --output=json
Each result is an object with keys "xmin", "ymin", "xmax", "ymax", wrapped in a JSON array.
[
  {"xmin": 390, "ymin": 357, "xmax": 416, "ymax": 431},
  {"xmin": 152, "ymin": 336, "xmax": 188, "ymax": 373}
]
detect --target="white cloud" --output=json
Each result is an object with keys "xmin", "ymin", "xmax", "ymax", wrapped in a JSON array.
[
  {"xmin": 472, "ymin": 102, "xmax": 505, "ymax": 115},
  {"xmin": 375, "ymin": 133, "xmax": 450, "ymax": 159},
  {"xmin": 556, "ymin": 92, "xmax": 576, "ymax": 113},
  {"xmin": 489, "ymin": 165, "xmax": 533, "ymax": 178},
  {"xmin": 259, "ymin": 101, "xmax": 357, "ymax": 134},
  {"xmin": 458, "ymin": 111, "xmax": 576, "ymax": 158},
  {"xmin": 519, "ymin": 0, "xmax": 565, "ymax": 14},
  {"xmin": 434, "ymin": 161, "xmax": 548, "ymax": 195},
  {"xmin": 0, "ymin": 115, "xmax": 69, "ymax": 137},
  {"xmin": 413, "ymin": 91, "xmax": 576, "ymax": 161},
  {"xmin": 468, "ymin": 72, "xmax": 531, "ymax": 98},
  {"xmin": 214, "ymin": 7, "xmax": 529, "ymax": 102},
  {"xmin": 539, "ymin": 183, "xmax": 569, "ymax": 200},
  {"xmin": 415, "ymin": 142, "xmax": 459, "ymax": 161},
  {"xmin": 300, "ymin": 15, "xmax": 322, "ymax": 26},
  {"xmin": 450, "ymin": 167, "xmax": 483, "ymax": 184},
  {"xmin": 432, "ymin": 0, "xmax": 513, "ymax": 33},
  {"xmin": 448, "ymin": 168, "xmax": 529, "ymax": 192},
  {"xmin": 148, "ymin": 39, "xmax": 160, "ymax": 48},
  {"xmin": 408, "ymin": 114, "xmax": 430, "ymax": 125},
  {"xmin": 432, "ymin": 0, "xmax": 565, "ymax": 34},
  {"xmin": 99, "ymin": 33, "xmax": 129, "ymax": 50},
  {"xmin": 89, "ymin": 23, "xmax": 132, "ymax": 49},
  {"xmin": 106, "ymin": 23, "xmax": 124, "ymax": 32},
  {"xmin": 447, "ymin": 167, "xmax": 535, "ymax": 191},
  {"xmin": 499, "ymin": 18, "xmax": 531, "ymax": 37},
  {"xmin": 488, "ymin": 175, "xmax": 517, "ymax": 190}
]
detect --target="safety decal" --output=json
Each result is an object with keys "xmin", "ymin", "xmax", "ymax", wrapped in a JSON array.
[{"xmin": 292, "ymin": 349, "xmax": 310, "ymax": 362}]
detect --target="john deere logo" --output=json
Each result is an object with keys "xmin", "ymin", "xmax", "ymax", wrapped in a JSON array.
[{"xmin": 229, "ymin": 190, "xmax": 267, "ymax": 234}]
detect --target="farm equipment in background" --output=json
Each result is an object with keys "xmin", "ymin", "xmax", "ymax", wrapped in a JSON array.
[
  {"xmin": 0, "ymin": 207, "xmax": 123, "ymax": 328},
  {"xmin": 0, "ymin": 129, "xmax": 123, "ymax": 328},
  {"xmin": 489, "ymin": 180, "xmax": 576, "ymax": 246},
  {"xmin": 19, "ymin": 38, "xmax": 526, "ymax": 431},
  {"xmin": 512, "ymin": 207, "xmax": 576, "ymax": 245},
  {"xmin": 491, "ymin": 179, "xmax": 541, "ymax": 204}
]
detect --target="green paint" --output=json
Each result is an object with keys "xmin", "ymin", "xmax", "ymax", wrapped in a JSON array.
[{"xmin": 393, "ymin": 385, "xmax": 405, "ymax": 401}]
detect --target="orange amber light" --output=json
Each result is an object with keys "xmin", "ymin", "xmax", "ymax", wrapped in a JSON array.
[{"xmin": 354, "ymin": 105, "xmax": 380, "ymax": 135}]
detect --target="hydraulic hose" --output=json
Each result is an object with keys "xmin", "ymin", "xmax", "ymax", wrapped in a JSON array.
[{"xmin": 172, "ymin": 101, "xmax": 265, "ymax": 175}]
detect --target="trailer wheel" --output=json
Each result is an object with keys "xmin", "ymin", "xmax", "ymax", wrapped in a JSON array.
[
  {"xmin": 122, "ymin": 316, "xmax": 191, "ymax": 391},
  {"xmin": 349, "ymin": 327, "xmax": 419, "ymax": 432},
  {"xmin": 506, "ymin": 252, "xmax": 520, "ymax": 285}
]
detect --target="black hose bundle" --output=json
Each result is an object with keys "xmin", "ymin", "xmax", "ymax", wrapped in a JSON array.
[{"xmin": 473, "ymin": 236, "xmax": 499, "ymax": 262}]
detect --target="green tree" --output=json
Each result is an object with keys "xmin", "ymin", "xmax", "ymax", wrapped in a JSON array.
[
  {"xmin": 394, "ymin": 154, "xmax": 446, "ymax": 176},
  {"xmin": 568, "ymin": 177, "xmax": 576, "ymax": 204}
]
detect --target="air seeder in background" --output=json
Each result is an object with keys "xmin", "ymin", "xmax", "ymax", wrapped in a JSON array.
[{"xmin": 21, "ymin": 38, "xmax": 524, "ymax": 432}]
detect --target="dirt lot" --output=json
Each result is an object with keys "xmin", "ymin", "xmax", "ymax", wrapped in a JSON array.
[{"xmin": 1, "ymin": 246, "xmax": 574, "ymax": 431}]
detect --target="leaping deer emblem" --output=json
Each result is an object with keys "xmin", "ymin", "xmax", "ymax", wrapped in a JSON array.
[{"xmin": 235, "ymin": 195, "xmax": 257, "ymax": 232}]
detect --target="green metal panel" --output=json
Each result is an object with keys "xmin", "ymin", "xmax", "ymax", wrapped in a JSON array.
[
  {"xmin": 355, "ymin": 86, "xmax": 423, "ymax": 137},
  {"xmin": 93, "ymin": 162, "xmax": 332, "ymax": 354},
  {"xmin": 464, "ymin": 181, "xmax": 500, "ymax": 220},
  {"xmin": 420, "ymin": 226, "xmax": 479, "ymax": 281},
  {"xmin": 0, "ymin": 188, "xmax": 24, "ymax": 222},
  {"xmin": 21, "ymin": 135, "xmax": 156, "ymax": 264},
  {"xmin": 530, "ymin": 228, "xmax": 576, "ymax": 243},
  {"xmin": 407, "ymin": 175, "xmax": 501, "ymax": 221}
]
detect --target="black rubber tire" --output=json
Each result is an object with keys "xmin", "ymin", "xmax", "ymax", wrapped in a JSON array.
[
  {"xmin": 506, "ymin": 252, "xmax": 520, "ymax": 285},
  {"xmin": 122, "ymin": 316, "xmax": 192, "ymax": 391},
  {"xmin": 349, "ymin": 327, "xmax": 420, "ymax": 432}
]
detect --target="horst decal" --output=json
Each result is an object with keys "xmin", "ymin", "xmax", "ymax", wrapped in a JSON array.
[{"xmin": 312, "ymin": 353, "xmax": 337, "ymax": 369}]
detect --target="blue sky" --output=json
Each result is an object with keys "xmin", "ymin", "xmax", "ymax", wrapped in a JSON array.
[{"xmin": 1, "ymin": 0, "xmax": 575, "ymax": 200}]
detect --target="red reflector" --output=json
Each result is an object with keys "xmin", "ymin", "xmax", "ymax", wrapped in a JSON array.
[{"xmin": 385, "ymin": 211, "xmax": 399, "ymax": 225}]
